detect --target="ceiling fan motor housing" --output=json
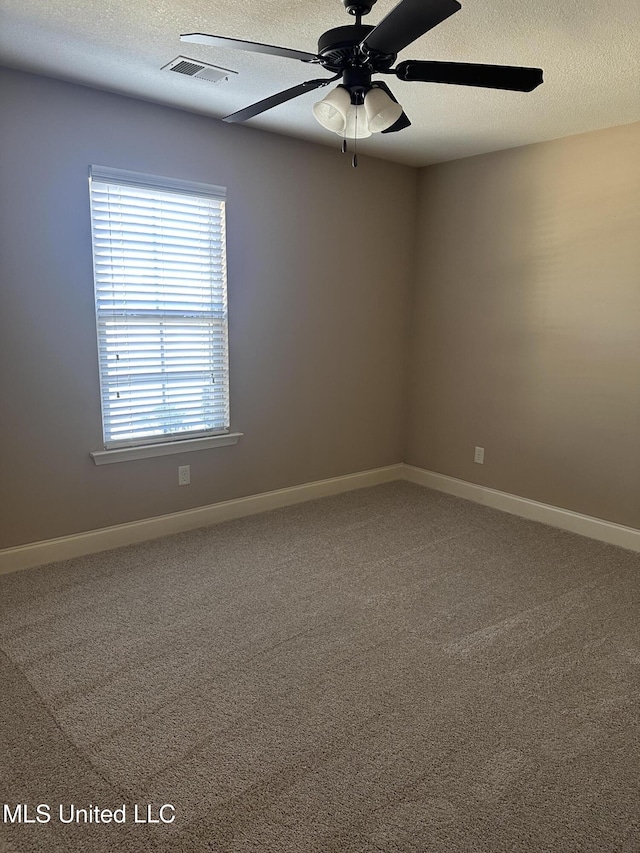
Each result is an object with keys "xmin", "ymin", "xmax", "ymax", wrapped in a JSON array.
[{"xmin": 317, "ymin": 25, "xmax": 396, "ymax": 74}]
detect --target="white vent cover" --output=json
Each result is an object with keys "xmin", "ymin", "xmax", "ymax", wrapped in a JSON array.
[{"xmin": 162, "ymin": 56, "xmax": 237, "ymax": 84}]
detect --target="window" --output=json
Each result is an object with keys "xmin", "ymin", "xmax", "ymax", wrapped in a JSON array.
[{"xmin": 89, "ymin": 167, "xmax": 231, "ymax": 453}]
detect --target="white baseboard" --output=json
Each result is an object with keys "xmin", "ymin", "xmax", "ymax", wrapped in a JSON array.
[
  {"xmin": 402, "ymin": 464, "xmax": 640, "ymax": 553},
  {"xmin": 0, "ymin": 464, "xmax": 403, "ymax": 575},
  {"xmin": 2, "ymin": 462, "xmax": 639, "ymax": 575}
]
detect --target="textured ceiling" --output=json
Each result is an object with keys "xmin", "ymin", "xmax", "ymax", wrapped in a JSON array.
[{"xmin": 0, "ymin": 0, "xmax": 638, "ymax": 166}]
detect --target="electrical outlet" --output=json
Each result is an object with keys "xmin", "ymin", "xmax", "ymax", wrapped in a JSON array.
[
  {"xmin": 178, "ymin": 465, "xmax": 190, "ymax": 486},
  {"xmin": 474, "ymin": 446, "xmax": 485, "ymax": 464}
]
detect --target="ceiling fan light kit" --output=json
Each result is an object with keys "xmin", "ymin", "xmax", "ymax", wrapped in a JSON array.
[
  {"xmin": 181, "ymin": 0, "xmax": 543, "ymax": 164},
  {"xmin": 313, "ymin": 84, "xmax": 402, "ymax": 137}
]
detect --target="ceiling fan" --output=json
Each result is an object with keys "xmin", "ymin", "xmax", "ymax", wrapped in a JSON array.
[{"xmin": 181, "ymin": 0, "xmax": 543, "ymax": 159}]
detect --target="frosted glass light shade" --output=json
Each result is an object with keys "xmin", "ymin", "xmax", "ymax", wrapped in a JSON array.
[
  {"xmin": 340, "ymin": 105, "xmax": 372, "ymax": 139},
  {"xmin": 364, "ymin": 87, "xmax": 403, "ymax": 133},
  {"xmin": 312, "ymin": 86, "xmax": 352, "ymax": 134}
]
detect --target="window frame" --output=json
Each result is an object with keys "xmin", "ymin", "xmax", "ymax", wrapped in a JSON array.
[{"xmin": 88, "ymin": 166, "xmax": 239, "ymax": 463}]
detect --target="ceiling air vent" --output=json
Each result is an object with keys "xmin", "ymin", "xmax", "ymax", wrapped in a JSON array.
[{"xmin": 162, "ymin": 56, "xmax": 237, "ymax": 84}]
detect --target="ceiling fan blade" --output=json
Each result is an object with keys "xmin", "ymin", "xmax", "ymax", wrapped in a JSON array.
[
  {"xmin": 361, "ymin": 0, "xmax": 461, "ymax": 56},
  {"xmin": 223, "ymin": 78, "xmax": 333, "ymax": 123},
  {"xmin": 396, "ymin": 60, "xmax": 544, "ymax": 91},
  {"xmin": 180, "ymin": 33, "xmax": 318, "ymax": 63},
  {"xmin": 381, "ymin": 111, "xmax": 412, "ymax": 133},
  {"xmin": 371, "ymin": 79, "xmax": 399, "ymax": 101}
]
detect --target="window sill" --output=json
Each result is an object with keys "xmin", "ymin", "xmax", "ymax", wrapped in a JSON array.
[{"xmin": 90, "ymin": 432, "xmax": 243, "ymax": 465}]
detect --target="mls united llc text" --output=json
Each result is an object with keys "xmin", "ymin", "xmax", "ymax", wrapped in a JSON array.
[{"xmin": 3, "ymin": 804, "xmax": 176, "ymax": 825}]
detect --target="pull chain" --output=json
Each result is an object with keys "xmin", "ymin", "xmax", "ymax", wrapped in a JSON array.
[{"xmin": 352, "ymin": 110, "xmax": 358, "ymax": 168}]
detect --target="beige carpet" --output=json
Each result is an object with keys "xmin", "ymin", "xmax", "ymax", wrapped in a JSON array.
[{"xmin": 1, "ymin": 481, "xmax": 639, "ymax": 852}]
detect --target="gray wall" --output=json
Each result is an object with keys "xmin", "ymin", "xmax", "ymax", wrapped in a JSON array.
[
  {"xmin": 2, "ymin": 66, "xmax": 638, "ymax": 550},
  {"xmin": 0, "ymin": 68, "xmax": 417, "ymax": 548},
  {"xmin": 406, "ymin": 121, "xmax": 640, "ymax": 529}
]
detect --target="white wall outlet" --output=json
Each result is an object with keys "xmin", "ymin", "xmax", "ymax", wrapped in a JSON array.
[
  {"xmin": 474, "ymin": 446, "xmax": 485, "ymax": 464},
  {"xmin": 178, "ymin": 465, "xmax": 191, "ymax": 486}
]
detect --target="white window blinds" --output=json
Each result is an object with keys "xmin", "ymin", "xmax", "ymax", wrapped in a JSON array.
[{"xmin": 89, "ymin": 166, "xmax": 230, "ymax": 449}]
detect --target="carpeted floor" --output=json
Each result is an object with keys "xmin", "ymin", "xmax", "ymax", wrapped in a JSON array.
[{"xmin": 1, "ymin": 481, "xmax": 639, "ymax": 852}]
